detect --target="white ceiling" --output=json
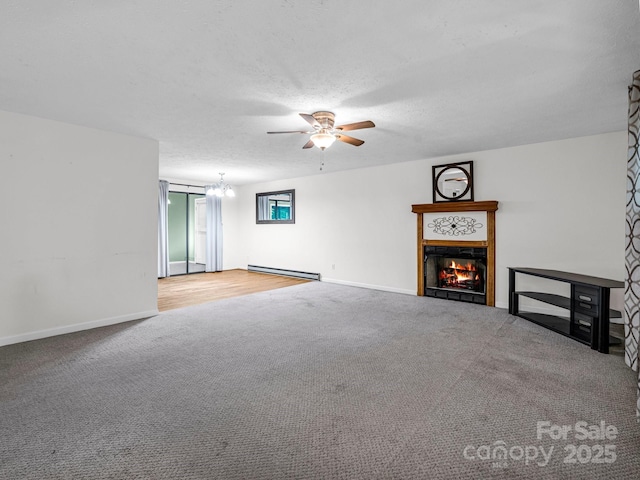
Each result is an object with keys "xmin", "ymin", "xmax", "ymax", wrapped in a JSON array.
[{"xmin": 2, "ymin": 1, "xmax": 639, "ymax": 186}]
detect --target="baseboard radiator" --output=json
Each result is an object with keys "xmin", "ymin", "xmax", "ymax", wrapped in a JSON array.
[{"xmin": 247, "ymin": 265, "xmax": 320, "ymax": 281}]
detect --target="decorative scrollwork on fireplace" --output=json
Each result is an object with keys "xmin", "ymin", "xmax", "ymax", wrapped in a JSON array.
[{"xmin": 427, "ymin": 216, "xmax": 484, "ymax": 236}]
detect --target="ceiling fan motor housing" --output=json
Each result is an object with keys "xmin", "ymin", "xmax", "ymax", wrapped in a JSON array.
[{"xmin": 312, "ymin": 111, "xmax": 335, "ymax": 129}]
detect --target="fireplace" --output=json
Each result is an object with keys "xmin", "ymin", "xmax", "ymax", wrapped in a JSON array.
[
  {"xmin": 412, "ymin": 201, "xmax": 498, "ymax": 306},
  {"xmin": 424, "ymin": 246, "xmax": 487, "ymax": 304}
]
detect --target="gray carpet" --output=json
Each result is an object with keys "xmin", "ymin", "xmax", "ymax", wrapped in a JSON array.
[{"xmin": 1, "ymin": 282, "xmax": 639, "ymax": 479}]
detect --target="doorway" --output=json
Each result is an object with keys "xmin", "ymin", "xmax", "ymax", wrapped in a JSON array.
[{"xmin": 168, "ymin": 191, "xmax": 206, "ymax": 275}]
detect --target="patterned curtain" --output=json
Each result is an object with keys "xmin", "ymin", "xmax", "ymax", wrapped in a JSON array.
[{"xmin": 625, "ymin": 69, "xmax": 640, "ymax": 421}]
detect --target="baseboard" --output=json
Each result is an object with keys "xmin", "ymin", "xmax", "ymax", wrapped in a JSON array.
[
  {"xmin": 321, "ymin": 277, "xmax": 415, "ymax": 296},
  {"xmin": 0, "ymin": 309, "xmax": 159, "ymax": 347},
  {"xmin": 247, "ymin": 265, "xmax": 320, "ymax": 281}
]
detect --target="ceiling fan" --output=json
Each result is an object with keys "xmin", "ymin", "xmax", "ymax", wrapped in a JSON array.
[{"xmin": 267, "ymin": 111, "xmax": 375, "ymax": 150}]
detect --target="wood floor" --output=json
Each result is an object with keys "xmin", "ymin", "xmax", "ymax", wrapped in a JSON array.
[{"xmin": 157, "ymin": 269, "xmax": 310, "ymax": 311}]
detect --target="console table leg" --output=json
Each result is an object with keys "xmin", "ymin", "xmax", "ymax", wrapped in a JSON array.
[
  {"xmin": 590, "ymin": 316, "xmax": 600, "ymax": 351},
  {"xmin": 508, "ymin": 268, "xmax": 516, "ymax": 315},
  {"xmin": 598, "ymin": 287, "xmax": 611, "ymax": 354}
]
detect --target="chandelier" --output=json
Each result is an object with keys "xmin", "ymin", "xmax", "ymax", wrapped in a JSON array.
[{"xmin": 206, "ymin": 173, "xmax": 235, "ymax": 198}]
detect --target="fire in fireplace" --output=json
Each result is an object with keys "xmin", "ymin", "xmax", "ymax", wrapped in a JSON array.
[
  {"xmin": 424, "ymin": 246, "xmax": 487, "ymax": 304},
  {"xmin": 438, "ymin": 259, "xmax": 482, "ymax": 291}
]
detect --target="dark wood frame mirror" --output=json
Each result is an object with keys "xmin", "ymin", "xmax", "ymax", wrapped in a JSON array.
[
  {"xmin": 256, "ymin": 189, "xmax": 295, "ymax": 224},
  {"xmin": 432, "ymin": 161, "xmax": 474, "ymax": 203}
]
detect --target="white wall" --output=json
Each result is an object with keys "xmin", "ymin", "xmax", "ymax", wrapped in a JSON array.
[
  {"xmin": 224, "ymin": 131, "xmax": 627, "ymax": 309},
  {"xmin": 0, "ymin": 110, "xmax": 159, "ymax": 345}
]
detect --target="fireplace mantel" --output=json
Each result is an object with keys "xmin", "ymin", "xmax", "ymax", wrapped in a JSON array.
[
  {"xmin": 411, "ymin": 200, "xmax": 498, "ymax": 214},
  {"xmin": 412, "ymin": 201, "xmax": 499, "ymax": 306}
]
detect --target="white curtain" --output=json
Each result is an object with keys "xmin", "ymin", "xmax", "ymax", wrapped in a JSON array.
[
  {"xmin": 257, "ymin": 195, "xmax": 270, "ymax": 221},
  {"xmin": 205, "ymin": 186, "xmax": 223, "ymax": 272},
  {"xmin": 158, "ymin": 180, "xmax": 170, "ymax": 278}
]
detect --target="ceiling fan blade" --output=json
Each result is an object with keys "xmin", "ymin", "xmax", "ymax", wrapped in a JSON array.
[
  {"xmin": 335, "ymin": 120, "xmax": 375, "ymax": 131},
  {"xmin": 335, "ymin": 134, "xmax": 364, "ymax": 146},
  {"xmin": 299, "ymin": 113, "xmax": 321, "ymax": 129},
  {"xmin": 267, "ymin": 130, "xmax": 312, "ymax": 134},
  {"xmin": 302, "ymin": 139, "xmax": 315, "ymax": 149}
]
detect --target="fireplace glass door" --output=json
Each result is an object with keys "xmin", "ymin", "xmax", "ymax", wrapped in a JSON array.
[
  {"xmin": 433, "ymin": 257, "xmax": 485, "ymax": 294},
  {"xmin": 424, "ymin": 246, "xmax": 487, "ymax": 304}
]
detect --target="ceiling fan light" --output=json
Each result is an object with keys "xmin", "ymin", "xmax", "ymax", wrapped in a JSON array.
[{"xmin": 310, "ymin": 132, "xmax": 336, "ymax": 150}]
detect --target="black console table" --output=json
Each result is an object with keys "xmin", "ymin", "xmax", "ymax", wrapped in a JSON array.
[{"xmin": 508, "ymin": 268, "xmax": 623, "ymax": 354}]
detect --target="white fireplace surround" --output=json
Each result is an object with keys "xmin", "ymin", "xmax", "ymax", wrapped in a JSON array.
[{"xmin": 423, "ymin": 211, "xmax": 487, "ymax": 242}]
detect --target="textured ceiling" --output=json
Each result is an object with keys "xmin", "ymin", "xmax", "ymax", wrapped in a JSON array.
[{"xmin": 1, "ymin": 1, "xmax": 639, "ymax": 185}]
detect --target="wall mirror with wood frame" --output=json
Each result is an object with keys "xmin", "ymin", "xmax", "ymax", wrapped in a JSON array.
[{"xmin": 256, "ymin": 189, "xmax": 295, "ymax": 224}]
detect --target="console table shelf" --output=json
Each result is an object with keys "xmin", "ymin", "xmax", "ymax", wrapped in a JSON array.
[
  {"xmin": 515, "ymin": 291, "xmax": 622, "ymax": 319},
  {"xmin": 508, "ymin": 267, "xmax": 623, "ymax": 354},
  {"xmin": 516, "ymin": 291, "xmax": 571, "ymax": 310},
  {"xmin": 515, "ymin": 311, "xmax": 592, "ymax": 345}
]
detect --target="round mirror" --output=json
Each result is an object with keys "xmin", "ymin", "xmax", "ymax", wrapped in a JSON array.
[{"xmin": 434, "ymin": 166, "xmax": 471, "ymax": 200}]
